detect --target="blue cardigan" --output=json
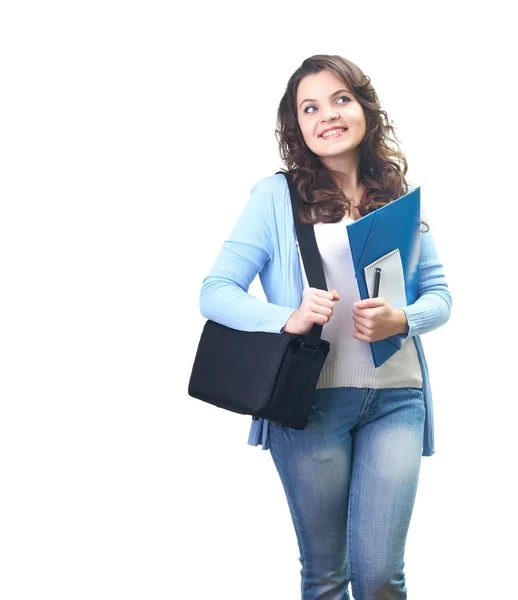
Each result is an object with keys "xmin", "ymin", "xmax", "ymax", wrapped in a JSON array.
[{"xmin": 199, "ymin": 174, "xmax": 452, "ymax": 456}]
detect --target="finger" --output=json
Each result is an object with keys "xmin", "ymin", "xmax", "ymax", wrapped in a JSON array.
[
  {"xmin": 353, "ymin": 329, "xmax": 371, "ymax": 342},
  {"xmin": 354, "ymin": 325, "xmax": 382, "ymax": 341},
  {"xmin": 311, "ymin": 313, "xmax": 330, "ymax": 326},
  {"xmin": 352, "ymin": 305, "xmax": 370, "ymax": 316},
  {"xmin": 352, "ymin": 314, "xmax": 373, "ymax": 329},
  {"xmin": 352, "ymin": 306, "xmax": 378, "ymax": 321},
  {"xmin": 313, "ymin": 288, "xmax": 339, "ymax": 301},
  {"xmin": 310, "ymin": 295, "xmax": 336, "ymax": 310},
  {"xmin": 353, "ymin": 319, "xmax": 374, "ymax": 334},
  {"xmin": 309, "ymin": 302, "xmax": 333, "ymax": 318},
  {"xmin": 354, "ymin": 297, "xmax": 386, "ymax": 309}
]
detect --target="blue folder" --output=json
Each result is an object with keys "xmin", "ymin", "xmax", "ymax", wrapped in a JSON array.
[{"xmin": 346, "ymin": 187, "xmax": 421, "ymax": 367}]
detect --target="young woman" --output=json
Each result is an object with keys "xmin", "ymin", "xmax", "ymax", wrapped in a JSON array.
[{"xmin": 199, "ymin": 54, "xmax": 452, "ymax": 599}]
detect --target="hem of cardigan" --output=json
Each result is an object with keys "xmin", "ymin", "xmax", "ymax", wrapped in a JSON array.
[{"xmin": 247, "ymin": 417, "xmax": 271, "ymax": 450}]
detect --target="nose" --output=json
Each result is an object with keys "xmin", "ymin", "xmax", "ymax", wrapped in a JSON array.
[{"xmin": 322, "ymin": 108, "xmax": 339, "ymax": 122}]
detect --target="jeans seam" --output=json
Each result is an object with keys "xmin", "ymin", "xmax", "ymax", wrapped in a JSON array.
[
  {"xmin": 355, "ymin": 388, "xmax": 372, "ymax": 425},
  {"xmin": 348, "ymin": 452, "xmax": 357, "ymax": 598},
  {"xmin": 363, "ymin": 389, "xmax": 380, "ymax": 419},
  {"xmin": 269, "ymin": 422, "xmax": 309, "ymax": 596}
]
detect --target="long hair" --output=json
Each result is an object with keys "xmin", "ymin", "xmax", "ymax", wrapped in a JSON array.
[{"xmin": 276, "ymin": 54, "xmax": 428, "ymax": 231}]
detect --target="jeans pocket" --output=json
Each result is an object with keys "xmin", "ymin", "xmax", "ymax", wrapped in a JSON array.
[{"xmin": 404, "ymin": 387, "xmax": 424, "ymax": 400}]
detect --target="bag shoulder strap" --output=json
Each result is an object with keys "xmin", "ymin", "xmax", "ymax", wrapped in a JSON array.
[{"xmin": 275, "ymin": 170, "xmax": 328, "ymax": 348}]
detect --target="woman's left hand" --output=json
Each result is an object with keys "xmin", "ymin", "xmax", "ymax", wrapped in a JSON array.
[{"xmin": 352, "ymin": 298, "xmax": 409, "ymax": 342}]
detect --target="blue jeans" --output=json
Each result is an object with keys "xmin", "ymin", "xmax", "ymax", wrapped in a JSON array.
[{"xmin": 268, "ymin": 387, "xmax": 426, "ymax": 600}]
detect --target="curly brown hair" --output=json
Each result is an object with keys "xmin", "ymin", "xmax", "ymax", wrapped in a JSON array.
[{"xmin": 276, "ymin": 54, "xmax": 428, "ymax": 231}]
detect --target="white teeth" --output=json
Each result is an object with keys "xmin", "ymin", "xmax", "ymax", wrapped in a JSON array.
[{"xmin": 322, "ymin": 128, "xmax": 346, "ymax": 137}]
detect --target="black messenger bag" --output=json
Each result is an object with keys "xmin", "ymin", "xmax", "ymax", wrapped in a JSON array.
[{"xmin": 188, "ymin": 171, "xmax": 330, "ymax": 429}]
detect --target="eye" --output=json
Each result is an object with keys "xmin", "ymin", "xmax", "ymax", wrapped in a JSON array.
[{"xmin": 303, "ymin": 95, "xmax": 351, "ymax": 114}]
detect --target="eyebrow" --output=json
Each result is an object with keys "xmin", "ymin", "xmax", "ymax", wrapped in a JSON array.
[{"xmin": 299, "ymin": 89, "xmax": 352, "ymax": 109}]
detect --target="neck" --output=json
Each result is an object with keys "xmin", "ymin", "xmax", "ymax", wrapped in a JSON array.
[{"xmin": 321, "ymin": 151, "xmax": 361, "ymax": 195}]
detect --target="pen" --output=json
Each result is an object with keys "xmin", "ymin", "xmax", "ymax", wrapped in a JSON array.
[{"xmin": 373, "ymin": 267, "xmax": 381, "ymax": 297}]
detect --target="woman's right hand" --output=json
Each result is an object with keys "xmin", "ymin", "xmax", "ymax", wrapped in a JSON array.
[{"xmin": 281, "ymin": 288, "xmax": 340, "ymax": 335}]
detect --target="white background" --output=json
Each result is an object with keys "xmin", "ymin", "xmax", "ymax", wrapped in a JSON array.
[{"xmin": 1, "ymin": 1, "xmax": 516, "ymax": 598}]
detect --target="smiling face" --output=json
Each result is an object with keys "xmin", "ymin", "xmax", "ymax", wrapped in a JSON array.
[{"xmin": 296, "ymin": 69, "xmax": 367, "ymax": 164}]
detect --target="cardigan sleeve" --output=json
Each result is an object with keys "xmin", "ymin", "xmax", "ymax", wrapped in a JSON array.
[
  {"xmin": 399, "ymin": 205, "xmax": 452, "ymax": 339},
  {"xmin": 199, "ymin": 177, "xmax": 296, "ymax": 333}
]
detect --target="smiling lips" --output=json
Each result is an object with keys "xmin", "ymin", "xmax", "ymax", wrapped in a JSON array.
[{"xmin": 320, "ymin": 127, "xmax": 348, "ymax": 139}]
